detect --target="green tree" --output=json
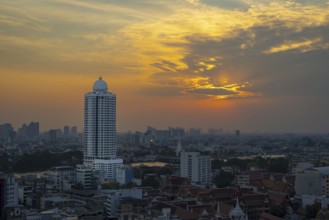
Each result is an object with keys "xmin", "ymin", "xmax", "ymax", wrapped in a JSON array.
[
  {"xmin": 0, "ymin": 155, "xmax": 11, "ymax": 171},
  {"xmin": 121, "ymin": 182, "xmax": 135, "ymax": 189},
  {"xmin": 13, "ymin": 150, "xmax": 83, "ymax": 172},
  {"xmin": 305, "ymin": 203, "xmax": 320, "ymax": 219},
  {"xmin": 157, "ymin": 166, "xmax": 174, "ymax": 176},
  {"xmin": 225, "ymin": 158, "xmax": 250, "ymax": 170},
  {"xmin": 211, "ymin": 159, "xmax": 222, "ymax": 170},
  {"xmin": 267, "ymin": 158, "xmax": 289, "ymax": 173},
  {"xmin": 101, "ymin": 182, "xmax": 120, "ymax": 189},
  {"xmin": 270, "ymin": 205, "xmax": 286, "ymax": 218},
  {"xmin": 142, "ymin": 177, "xmax": 160, "ymax": 189},
  {"xmin": 213, "ymin": 171, "xmax": 234, "ymax": 188}
]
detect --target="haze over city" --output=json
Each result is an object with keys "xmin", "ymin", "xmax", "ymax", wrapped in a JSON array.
[{"xmin": 1, "ymin": 0, "xmax": 329, "ymax": 133}]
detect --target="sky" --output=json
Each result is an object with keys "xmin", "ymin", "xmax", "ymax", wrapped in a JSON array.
[{"xmin": 1, "ymin": 0, "xmax": 329, "ymax": 134}]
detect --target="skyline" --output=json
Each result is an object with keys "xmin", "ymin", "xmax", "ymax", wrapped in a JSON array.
[{"xmin": 1, "ymin": 0, "xmax": 329, "ymax": 133}]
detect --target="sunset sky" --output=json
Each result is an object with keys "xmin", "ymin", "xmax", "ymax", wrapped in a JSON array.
[{"xmin": 1, "ymin": 0, "xmax": 329, "ymax": 133}]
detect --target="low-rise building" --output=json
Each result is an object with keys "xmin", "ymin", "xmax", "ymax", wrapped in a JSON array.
[
  {"xmin": 76, "ymin": 165, "xmax": 92, "ymax": 190},
  {"xmin": 46, "ymin": 166, "xmax": 75, "ymax": 190},
  {"xmin": 116, "ymin": 166, "xmax": 134, "ymax": 185}
]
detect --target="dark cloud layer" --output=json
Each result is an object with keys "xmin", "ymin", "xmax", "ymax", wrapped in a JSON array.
[{"xmin": 149, "ymin": 20, "xmax": 329, "ymax": 99}]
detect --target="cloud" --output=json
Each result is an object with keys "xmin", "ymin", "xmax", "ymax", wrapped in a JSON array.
[
  {"xmin": 116, "ymin": 0, "xmax": 329, "ymax": 101},
  {"xmin": 263, "ymin": 38, "xmax": 326, "ymax": 54},
  {"xmin": 200, "ymin": 0, "xmax": 250, "ymax": 10},
  {"xmin": 186, "ymin": 88, "xmax": 238, "ymax": 95},
  {"xmin": 140, "ymin": 85, "xmax": 184, "ymax": 97},
  {"xmin": 1, "ymin": 0, "xmax": 329, "ymax": 101}
]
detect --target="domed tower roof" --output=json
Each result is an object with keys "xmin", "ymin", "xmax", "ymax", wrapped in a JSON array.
[{"xmin": 93, "ymin": 76, "xmax": 108, "ymax": 92}]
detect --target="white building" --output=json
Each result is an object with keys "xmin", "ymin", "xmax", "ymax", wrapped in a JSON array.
[
  {"xmin": 180, "ymin": 152, "xmax": 211, "ymax": 186},
  {"xmin": 83, "ymin": 77, "xmax": 123, "ymax": 180},
  {"xmin": 75, "ymin": 165, "xmax": 92, "ymax": 190},
  {"xmin": 293, "ymin": 162, "xmax": 314, "ymax": 173},
  {"xmin": 116, "ymin": 166, "xmax": 134, "ymax": 185},
  {"xmin": 106, "ymin": 191, "xmax": 121, "ymax": 218},
  {"xmin": 295, "ymin": 167, "xmax": 329, "ymax": 198},
  {"xmin": 0, "ymin": 173, "xmax": 19, "ymax": 207},
  {"xmin": 105, "ymin": 188, "xmax": 143, "ymax": 218},
  {"xmin": 18, "ymin": 185, "xmax": 32, "ymax": 206},
  {"xmin": 93, "ymin": 159, "xmax": 123, "ymax": 181},
  {"xmin": 46, "ymin": 166, "xmax": 75, "ymax": 189}
]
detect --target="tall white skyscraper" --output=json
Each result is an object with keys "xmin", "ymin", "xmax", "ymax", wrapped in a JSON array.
[{"xmin": 83, "ymin": 77, "xmax": 122, "ymax": 180}]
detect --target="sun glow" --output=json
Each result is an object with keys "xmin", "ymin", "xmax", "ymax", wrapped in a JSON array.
[{"xmin": 182, "ymin": 77, "xmax": 260, "ymax": 100}]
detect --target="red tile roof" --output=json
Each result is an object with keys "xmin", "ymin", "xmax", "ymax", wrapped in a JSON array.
[
  {"xmin": 211, "ymin": 188, "xmax": 238, "ymax": 200},
  {"xmin": 259, "ymin": 212, "xmax": 284, "ymax": 220},
  {"xmin": 267, "ymin": 192, "xmax": 287, "ymax": 206},
  {"xmin": 241, "ymin": 193, "xmax": 269, "ymax": 206}
]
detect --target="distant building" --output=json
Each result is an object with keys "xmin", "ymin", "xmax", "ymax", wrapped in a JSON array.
[
  {"xmin": 70, "ymin": 126, "xmax": 78, "ymax": 137},
  {"xmin": 176, "ymin": 139, "xmax": 182, "ymax": 156},
  {"xmin": 235, "ymin": 129, "xmax": 240, "ymax": 137},
  {"xmin": 208, "ymin": 128, "xmax": 223, "ymax": 135},
  {"xmin": 126, "ymin": 131, "xmax": 144, "ymax": 146},
  {"xmin": 17, "ymin": 124, "xmax": 27, "ymax": 137},
  {"xmin": 156, "ymin": 130, "xmax": 170, "ymax": 139},
  {"xmin": 180, "ymin": 152, "xmax": 211, "ymax": 186},
  {"xmin": 27, "ymin": 122, "xmax": 39, "ymax": 138},
  {"xmin": 188, "ymin": 128, "xmax": 202, "ymax": 136},
  {"xmin": 63, "ymin": 125, "xmax": 70, "ymax": 137},
  {"xmin": 0, "ymin": 123, "xmax": 15, "ymax": 144},
  {"xmin": 143, "ymin": 126, "xmax": 185, "ymax": 141},
  {"xmin": 169, "ymin": 127, "xmax": 185, "ymax": 138},
  {"xmin": 48, "ymin": 129, "xmax": 57, "ymax": 142}
]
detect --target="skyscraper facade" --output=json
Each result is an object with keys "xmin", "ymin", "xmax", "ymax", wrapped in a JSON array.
[{"xmin": 83, "ymin": 77, "xmax": 122, "ymax": 180}]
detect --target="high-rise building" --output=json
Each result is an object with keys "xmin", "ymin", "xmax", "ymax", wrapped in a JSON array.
[
  {"xmin": 180, "ymin": 151, "xmax": 211, "ymax": 186},
  {"xmin": 0, "ymin": 123, "xmax": 15, "ymax": 144},
  {"xmin": 63, "ymin": 125, "xmax": 70, "ymax": 137},
  {"xmin": 17, "ymin": 122, "xmax": 39, "ymax": 138},
  {"xmin": 27, "ymin": 122, "xmax": 39, "ymax": 138},
  {"xmin": 70, "ymin": 126, "xmax": 78, "ymax": 137},
  {"xmin": 48, "ymin": 129, "xmax": 57, "ymax": 142},
  {"xmin": 83, "ymin": 77, "xmax": 122, "ymax": 180},
  {"xmin": 169, "ymin": 127, "xmax": 185, "ymax": 138}
]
